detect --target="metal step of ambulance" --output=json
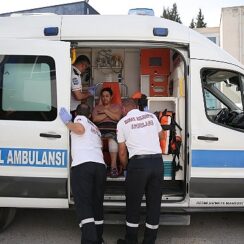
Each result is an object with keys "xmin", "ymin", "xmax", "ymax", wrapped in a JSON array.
[
  {"xmin": 105, "ymin": 179, "xmax": 184, "ymax": 200},
  {"xmin": 104, "ymin": 194, "xmax": 184, "ymax": 202},
  {"xmin": 69, "ymin": 179, "xmax": 184, "ymax": 204},
  {"xmin": 70, "ymin": 177, "xmax": 184, "ymax": 206},
  {"xmin": 70, "ymin": 194, "xmax": 184, "ymax": 206},
  {"xmin": 104, "ymin": 213, "xmax": 190, "ymax": 225}
]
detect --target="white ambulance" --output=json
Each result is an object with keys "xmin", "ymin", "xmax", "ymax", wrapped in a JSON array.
[{"xmin": 0, "ymin": 14, "xmax": 244, "ymax": 230}]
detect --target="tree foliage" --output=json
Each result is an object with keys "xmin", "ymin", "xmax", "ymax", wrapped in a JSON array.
[
  {"xmin": 189, "ymin": 18, "xmax": 195, "ymax": 29},
  {"xmin": 195, "ymin": 8, "xmax": 207, "ymax": 28},
  {"xmin": 161, "ymin": 3, "xmax": 182, "ymax": 24}
]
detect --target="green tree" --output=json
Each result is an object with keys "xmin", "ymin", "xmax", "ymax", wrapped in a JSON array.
[
  {"xmin": 189, "ymin": 18, "xmax": 196, "ymax": 28},
  {"xmin": 171, "ymin": 3, "xmax": 182, "ymax": 23},
  {"xmin": 195, "ymin": 8, "xmax": 207, "ymax": 28},
  {"xmin": 162, "ymin": 7, "xmax": 170, "ymax": 19},
  {"xmin": 161, "ymin": 3, "xmax": 182, "ymax": 24}
]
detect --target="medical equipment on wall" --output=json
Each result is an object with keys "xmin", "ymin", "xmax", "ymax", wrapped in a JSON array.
[
  {"xmin": 95, "ymin": 49, "xmax": 123, "ymax": 74},
  {"xmin": 140, "ymin": 48, "xmax": 170, "ymax": 96}
]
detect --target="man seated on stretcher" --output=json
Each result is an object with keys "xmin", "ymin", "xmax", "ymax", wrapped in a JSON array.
[{"xmin": 92, "ymin": 87, "xmax": 122, "ymax": 177}]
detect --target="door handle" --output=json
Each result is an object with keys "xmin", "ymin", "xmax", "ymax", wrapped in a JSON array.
[
  {"xmin": 197, "ymin": 136, "xmax": 218, "ymax": 141},
  {"xmin": 40, "ymin": 133, "xmax": 61, "ymax": 139}
]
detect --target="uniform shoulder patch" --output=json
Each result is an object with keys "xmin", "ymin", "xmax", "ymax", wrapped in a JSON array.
[{"xmin": 72, "ymin": 77, "xmax": 79, "ymax": 86}]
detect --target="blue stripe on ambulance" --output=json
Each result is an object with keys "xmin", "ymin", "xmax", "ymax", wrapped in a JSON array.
[
  {"xmin": 192, "ymin": 150, "xmax": 244, "ymax": 168},
  {"xmin": 0, "ymin": 148, "xmax": 67, "ymax": 168}
]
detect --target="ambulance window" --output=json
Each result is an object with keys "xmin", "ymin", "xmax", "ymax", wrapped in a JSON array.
[
  {"xmin": 203, "ymin": 90, "xmax": 227, "ymax": 119},
  {"xmin": 202, "ymin": 69, "xmax": 244, "ymax": 130},
  {"xmin": 0, "ymin": 55, "xmax": 57, "ymax": 121}
]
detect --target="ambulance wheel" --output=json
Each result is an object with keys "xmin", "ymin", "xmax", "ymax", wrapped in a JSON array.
[{"xmin": 0, "ymin": 208, "xmax": 16, "ymax": 232}]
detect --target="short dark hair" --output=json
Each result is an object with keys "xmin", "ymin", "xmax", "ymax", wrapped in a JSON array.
[
  {"xmin": 76, "ymin": 103, "xmax": 91, "ymax": 118},
  {"xmin": 122, "ymin": 98, "xmax": 137, "ymax": 108},
  {"xmin": 100, "ymin": 87, "xmax": 113, "ymax": 96},
  {"xmin": 74, "ymin": 55, "xmax": 90, "ymax": 65}
]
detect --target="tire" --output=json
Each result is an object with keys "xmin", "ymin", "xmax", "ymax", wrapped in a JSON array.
[{"xmin": 0, "ymin": 208, "xmax": 16, "ymax": 232}]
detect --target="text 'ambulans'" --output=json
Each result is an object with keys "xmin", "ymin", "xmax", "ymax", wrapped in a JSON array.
[{"xmin": 0, "ymin": 148, "xmax": 67, "ymax": 167}]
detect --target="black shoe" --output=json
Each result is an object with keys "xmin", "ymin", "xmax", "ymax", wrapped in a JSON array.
[{"xmin": 117, "ymin": 239, "xmax": 126, "ymax": 244}]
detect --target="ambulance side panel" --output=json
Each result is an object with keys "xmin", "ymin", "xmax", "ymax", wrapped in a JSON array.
[
  {"xmin": 189, "ymin": 58, "xmax": 244, "ymax": 208},
  {"xmin": 0, "ymin": 39, "xmax": 71, "ymax": 208}
]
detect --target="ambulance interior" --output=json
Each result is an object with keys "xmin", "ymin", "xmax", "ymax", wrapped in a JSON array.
[{"xmin": 73, "ymin": 46, "xmax": 186, "ymax": 202}]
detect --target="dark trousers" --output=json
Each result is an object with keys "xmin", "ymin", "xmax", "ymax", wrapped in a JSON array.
[
  {"xmin": 71, "ymin": 162, "xmax": 107, "ymax": 244},
  {"xmin": 71, "ymin": 110, "xmax": 76, "ymax": 122},
  {"xmin": 125, "ymin": 156, "xmax": 163, "ymax": 244}
]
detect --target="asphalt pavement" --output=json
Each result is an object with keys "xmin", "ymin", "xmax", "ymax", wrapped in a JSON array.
[{"xmin": 1, "ymin": 209, "xmax": 244, "ymax": 244}]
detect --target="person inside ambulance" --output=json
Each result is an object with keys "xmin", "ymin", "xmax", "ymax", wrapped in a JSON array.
[
  {"xmin": 131, "ymin": 91, "xmax": 148, "ymax": 111},
  {"xmin": 71, "ymin": 55, "xmax": 93, "ymax": 120},
  {"xmin": 92, "ymin": 87, "xmax": 122, "ymax": 177},
  {"xmin": 116, "ymin": 98, "xmax": 163, "ymax": 244},
  {"xmin": 59, "ymin": 104, "xmax": 106, "ymax": 244}
]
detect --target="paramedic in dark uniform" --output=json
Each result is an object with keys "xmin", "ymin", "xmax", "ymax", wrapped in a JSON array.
[
  {"xmin": 117, "ymin": 98, "xmax": 163, "ymax": 244},
  {"xmin": 71, "ymin": 55, "xmax": 92, "ymax": 119},
  {"xmin": 59, "ymin": 104, "xmax": 106, "ymax": 244}
]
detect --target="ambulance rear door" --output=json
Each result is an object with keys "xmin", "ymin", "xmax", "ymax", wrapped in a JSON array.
[{"xmin": 0, "ymin": 38, "xmax": 71, "ymax": 208}]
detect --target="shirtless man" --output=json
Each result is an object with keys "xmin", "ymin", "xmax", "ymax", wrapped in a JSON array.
[{"xmin": 92, "ymin": 87, "xmax": 122, "ymax": 177}]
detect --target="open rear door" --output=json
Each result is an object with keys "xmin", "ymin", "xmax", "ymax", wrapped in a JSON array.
[{"xmin": 0, "ymin": 39, "xmax": 71, "ymax": 208}]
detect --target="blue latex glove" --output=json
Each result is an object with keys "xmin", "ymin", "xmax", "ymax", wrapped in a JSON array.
[
  {"xmin": 87, "ymin": 86, "xmax": 95, "ymax": 96},
  {"xmin": 59, "ymin": 107, "xmax": 72, "ymax": 124}
]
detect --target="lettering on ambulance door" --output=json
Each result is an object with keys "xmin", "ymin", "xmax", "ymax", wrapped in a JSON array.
[
  {"xmin": 190, "ymin": 64, "xmax": 244, "ymax": 207},
  {"xmin": 0, "ymin": 48, "xmax": 70, "ymax": 208}
]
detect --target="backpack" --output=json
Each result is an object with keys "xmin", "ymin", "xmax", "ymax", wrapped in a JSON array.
[{"xmin": 154, "ymin": 109, "xmax": 182, "ymax": 180}]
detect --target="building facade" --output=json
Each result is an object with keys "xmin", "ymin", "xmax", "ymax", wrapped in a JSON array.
[
  {"xmin": 0, "ymin": 1, "xmax": 99, "ymax": 17},
  {"xmin": 220, "ymin": 6, "xmax": 244, "ymax": 64},
  {"xmin": 195, "ymin": 6, "xmax": 244, "ymax": 65},
  {"xmin": 195, "ymin": 27, "xmax": 220, "ymax": 46}
]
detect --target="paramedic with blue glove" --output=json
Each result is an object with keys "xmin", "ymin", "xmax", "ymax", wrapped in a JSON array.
[
  {"xmin": 59, "ymin": 105, "xmax": 106, "ymax": 244},
  {"xmin": 116, "ymin": 98, "xmax": 163, "ymax": 244},
  {"xmin": 71, "ymin": 55, "xmax": 92, "ymax": 119}
]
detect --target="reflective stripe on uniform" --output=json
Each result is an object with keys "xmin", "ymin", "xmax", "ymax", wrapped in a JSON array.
[
  {"xmin": 126, "ymin": 221, "xmax": 139, "ymax": 228},
  {"xmin": 79, "ymin": 217, "xmax": 95, "ymax": 228},
  {"xmin": 145, "ymin": 223, "xmax": 159, "ymax": 229},
  {"xmin": 95, "ymin": 220, "xmax": 104, "ymax": 225}
]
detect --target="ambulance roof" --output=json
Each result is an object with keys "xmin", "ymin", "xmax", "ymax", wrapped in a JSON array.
[{"xmin": 0, "ymin": 14, "xmax": 242, "ymax": 69}]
